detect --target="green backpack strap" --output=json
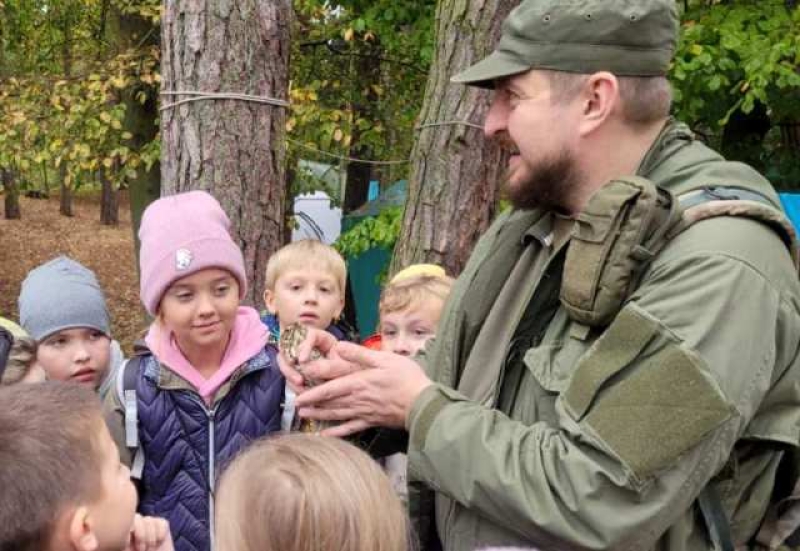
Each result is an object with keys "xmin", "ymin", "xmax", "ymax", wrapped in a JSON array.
[{"xmin": 672, "ymin": 186, "xmax": 800, "ymax": 270}]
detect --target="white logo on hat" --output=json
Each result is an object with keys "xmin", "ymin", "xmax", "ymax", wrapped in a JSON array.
[{"xmin": 175, "ymin": 249, "xmax": 193, "ymax": 271}]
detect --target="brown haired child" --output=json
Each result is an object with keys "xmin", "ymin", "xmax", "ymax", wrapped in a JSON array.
[{"xmin": 0, "ymin": 382, "xmax": 171, "ymax": 551}]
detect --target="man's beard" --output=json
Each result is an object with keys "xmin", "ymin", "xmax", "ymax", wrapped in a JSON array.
[{"xmin": 504, "ymin": 150, "xmax": 583, "ymax": 212}]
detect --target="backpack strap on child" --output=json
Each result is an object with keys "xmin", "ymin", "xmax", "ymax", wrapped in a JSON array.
[{"xmin": 115, "ymin": 343, "xmax": 150, "ymax": 480}]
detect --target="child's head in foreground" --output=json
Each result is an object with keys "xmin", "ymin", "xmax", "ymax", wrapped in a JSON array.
[
  {"xmin": 138, "ymin": 190, "xmax": 248, "ymax": 354},
  {"xmin": 263, "ymin": 240, "xmax": 346, "ymax": 331},
  {"xmin": 216, "ymin": 434, "xmax": 409, "ymax": 551},
  {"xmin": 379, "ymin": 264, "xmax": 454, "ymax": 356},
  {"xmin": 0, "ymin": 382, "xmax": 137, "ymax": 551},
  {"xmin": 17, "ymin": 256, "xmax": 113, "ymax": 389}
]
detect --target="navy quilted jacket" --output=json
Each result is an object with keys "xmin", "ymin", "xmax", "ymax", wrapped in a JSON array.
[{"xmin": 135, "ymin": 347, "xmax": 284, "ymax": 551}]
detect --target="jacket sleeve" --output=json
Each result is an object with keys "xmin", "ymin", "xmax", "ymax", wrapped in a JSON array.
[{"xmin": 406, "ymin": 220, "xmax": 800, "ymax": 549}]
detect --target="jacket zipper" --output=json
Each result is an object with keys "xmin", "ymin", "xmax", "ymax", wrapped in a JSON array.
[{"xmin": 208, "ymin": 405, "xmax": 217, "ymax": 551}]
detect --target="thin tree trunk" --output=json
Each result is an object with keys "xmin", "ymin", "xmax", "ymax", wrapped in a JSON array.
[
  {"xmin": 106, "ymin": 2, "xmax": 161, "ymax": 264},
  {"xmin": 161, "ymin": 0, "xmax": 291, "ymax": 306},
  {"xmin": 343, "ymin": 40, "xmax": 381, "ymax": 213},
  {"xmin": 59, "ymin": 163, "xmax": 73, "ymax": 216},
  {"xmin": 391, "ymin": 0, "xmax": 519, "ymax": 277},
  {"xmin": 59, "ymin": 10, "xmax": 74, "ymax": 217},
  {"xmin": 2, "ymin": 169, "xmax": 21, "ymax": 220},
  {"xmin": 100, "ymin": 167, "xmax": 119, "ymax": 225}
]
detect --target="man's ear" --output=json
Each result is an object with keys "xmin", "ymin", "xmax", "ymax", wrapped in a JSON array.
[
  {"xmin": 264, "ymin": 289, "xmax": 277, "ymax": 315},
  {"xmin": 578, "ymin": 71, "xmax": 620, "ymax": 137},
  {"xmin": 67, "ymin": 506, "xmax": 99, "ymax": 551}
]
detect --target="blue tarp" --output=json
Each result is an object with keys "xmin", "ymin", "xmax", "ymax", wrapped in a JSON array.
[{"xmin": 779, "ymin": 193, "xmax": 800, "ymax": 232}]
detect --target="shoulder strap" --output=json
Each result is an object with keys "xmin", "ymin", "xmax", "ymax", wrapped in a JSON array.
[
  {"xmin": 0, "ymin": 327, "xmax": 12, "ymax": 381},
  {"xmin": 116, "ymin": 351, "xmax": 147, "ymax": 480},
  {"xmin": 673, "ymin": 186, "xmax": 800, "ymax": 270}
]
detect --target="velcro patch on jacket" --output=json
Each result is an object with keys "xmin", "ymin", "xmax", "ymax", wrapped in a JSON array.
[{"xmin": 565, "ymin": 306, "xmax": 734, "ymax": 480}]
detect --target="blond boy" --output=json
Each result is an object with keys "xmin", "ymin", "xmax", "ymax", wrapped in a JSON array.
[
  {"xmin": 0, "ymin": 383, "xmax": 172, "ymax": 551},
  {"xmin": 378, "ymin": 265, "xmax": 454, "ymax": 502},
  {"xmin": 262, "ymin": 239, "xmax": 347, "ymax": 430}
]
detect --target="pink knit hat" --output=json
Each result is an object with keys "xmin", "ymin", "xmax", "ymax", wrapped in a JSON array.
[{"xmin": 138, "ymin": 191, "xmax": 247, "ymax": 315}]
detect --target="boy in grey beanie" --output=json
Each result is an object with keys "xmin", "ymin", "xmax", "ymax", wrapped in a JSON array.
[{"xmin": 18, "ymin": 256, "xmax": 126, "ymax": 398}]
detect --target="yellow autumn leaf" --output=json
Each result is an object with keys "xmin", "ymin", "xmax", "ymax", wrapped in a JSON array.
[
  {"xmin": 333, "ymin": 128, "xmax": 343, "ymax": 142},
  {"xmin": 344, "ymin": 28, "xmax": 355, "ymax": 41},
  {"xmin": 691, "ymin": 44, "xmax": 703, "ymax": 56},
  {"xmin": 111, "ymin": 120, "xmax": 122, "ymax": 130},
  {"xmin": 103, "ymin": 158, "xmax": 114, "ymax": 168},
  {"xmin": 100, "ymin": 112, "xmax": 112, "ymax": 123}
]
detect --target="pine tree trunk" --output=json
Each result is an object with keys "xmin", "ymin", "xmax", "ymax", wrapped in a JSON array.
[
  {"xmin": 100, "ymin": 167, "xmax": 119, "ymax": 225},
  {"xmin": 161, "ymin": 0, "xmax": 291, "ymax": 306},
  {"xmin": 391, "ymin": 0, "xmax": 519, "ymax": 277},
  {"xmin": 2, "ymin": 169, "xmax": 21, "ymax": 220}
]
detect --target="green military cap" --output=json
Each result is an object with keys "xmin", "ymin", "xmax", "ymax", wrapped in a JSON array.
[{"xmin": 452, "ymin": 0, "xmax": 679, "ymax": 88}]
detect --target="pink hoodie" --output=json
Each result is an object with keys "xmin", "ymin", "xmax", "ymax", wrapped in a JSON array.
[{"xmin": 145, "ymin": 306, "xmax": 268, "ymax": 401}]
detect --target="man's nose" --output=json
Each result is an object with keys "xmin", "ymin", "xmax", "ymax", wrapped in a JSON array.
[{"xmin": 484, "ymin": 96, "xmax": 508, "ymax": 138}]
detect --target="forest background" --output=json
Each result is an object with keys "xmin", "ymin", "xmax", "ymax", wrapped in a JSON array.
[{"xmin": 1, "ymin": 0, "xmax": 799, "ymax": 346}]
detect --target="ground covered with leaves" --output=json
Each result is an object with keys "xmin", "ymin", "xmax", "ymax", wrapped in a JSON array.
[{"xmin": 0, "ymin": 192, "xmax": 145, "ymax": 352}]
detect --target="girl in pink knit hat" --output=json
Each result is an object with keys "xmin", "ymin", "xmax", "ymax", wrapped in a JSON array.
[{"xmin": 103, "ymin": 190, "xmax": 285, "ymax": 551}]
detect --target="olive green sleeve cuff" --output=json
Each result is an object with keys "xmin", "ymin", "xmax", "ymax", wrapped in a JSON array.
[{"xmin": 407, "ymin": 384, "xmax": 466, "ymax": 451}]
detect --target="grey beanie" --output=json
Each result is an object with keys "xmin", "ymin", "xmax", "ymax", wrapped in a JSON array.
[{"xmin": 18, "ymin": 256, "xmax": 111, "ymax": 341}]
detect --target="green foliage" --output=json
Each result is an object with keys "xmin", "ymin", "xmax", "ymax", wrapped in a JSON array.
[
  {"xmin": 287, "ymin": 0, "xmax": 434, "ymax": 200},
  {"xmin": 672, "ymin": 1, "xmax": 800, "ymax": 128},
  {"xmin": 0, "ymin": 0, "xmax": 160, "ymax": 195},
  {"xmin": 671, "ymin": 1, "xmax": 800, "ymax": 189},
  {"xmin": 334, "ymin": 206, "xmax": 402, "ymax": 258}
]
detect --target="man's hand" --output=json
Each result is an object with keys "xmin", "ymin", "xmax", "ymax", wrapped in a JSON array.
[
  {"xmin": 295, "ymin": 342, "xmax": 433, "ymax": 437},
  {"xmin": 126, "ymin": 514, "xmax": 173, "ymax": 551},
  {"xmin": 277, "ymin": 327, "xmax": 364, "ymax": 393}
]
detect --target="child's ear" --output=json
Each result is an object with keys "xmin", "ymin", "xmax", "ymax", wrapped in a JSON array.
[
  {"xmin": 335, "ymin": 295, "xmax": 345, "ymax": 321},
  {"xmin": 68, "ymin": 506, "xmax": 99, "ymax": 551},
  {"xmin": 264, "ymin": 289, "xmax": 277, "ymax": 315}
]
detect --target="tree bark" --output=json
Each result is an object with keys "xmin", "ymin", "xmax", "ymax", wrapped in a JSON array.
[
  {"xmin": 161, "ymin": 0, "xmax": 291, "ymax": 306},
  {"xmin": 2, "ymin": 169, "xmax": 21, "ymax": 220},
  {"xmin": 59, "ymin": 9, "xmax": 74, "ymax": 217},
  {"xmin": 343, "ymin": 40, "xmax": 381, "ymax": 214},
  {"xmin": 391, "ymin": 0, "xmax": 519, "ymax": 277},
  {"xmin": 59, "ymin": 163, "xmax": 73, "ymax": 217},
  {"xmin": 100, "ymin": 167, "xmax": 119, "ymax": 225}
]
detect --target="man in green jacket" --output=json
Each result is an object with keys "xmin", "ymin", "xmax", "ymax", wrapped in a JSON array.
[{"xmin": 280, "ymin": 1, "xmax": 800, "ymax": 549}]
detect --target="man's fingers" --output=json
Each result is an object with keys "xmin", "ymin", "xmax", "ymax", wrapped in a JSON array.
[
  {"xmin": 335, "ymin": 341, "xmax": 387, "ymax": 368},
  {"xmin": 321, "ymin": 418, "xmax": 372, "ymax": 437},
  {"xmin": 295, "ymin": 376, "xmax": 354, "ymax": 407},
  {"xmin": 299, "ymin": 356, "xmax": 361, "ymax": 382},
  {"xmin": 277, "ymin": 353, "xmax": 306, "ymax": 391},
  {"xmin": 295, "ymin": 328, "xmax": 338, "ymax": 362}
]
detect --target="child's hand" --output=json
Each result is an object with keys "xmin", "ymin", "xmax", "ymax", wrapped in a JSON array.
[{"xmin": 127, "ymin": 514, "xmax": 174, "ymax": 551}]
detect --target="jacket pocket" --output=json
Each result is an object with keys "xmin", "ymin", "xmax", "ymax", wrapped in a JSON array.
[{"xmin": 563, "ymin": 304, "xmax": 735, "ymax": 482}]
